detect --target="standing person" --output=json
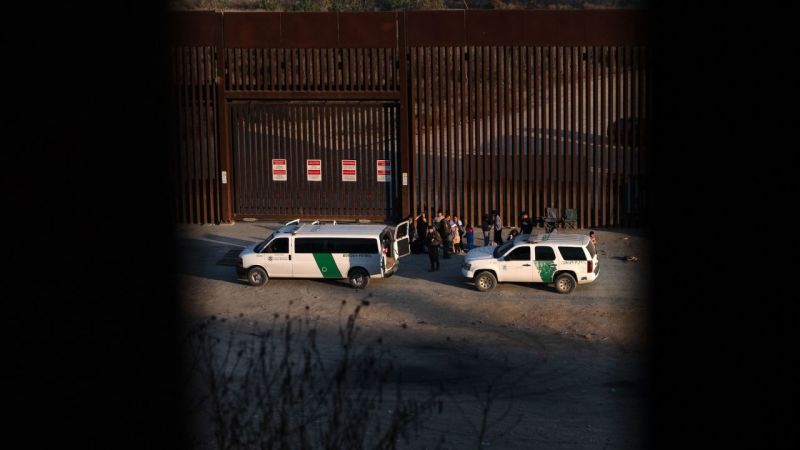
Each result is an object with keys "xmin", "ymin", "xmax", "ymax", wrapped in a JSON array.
[
  {"xmin": 435, "ymin": 210, "xmax": 445, "ymax": 226},
  {"xmin": 481, "ymin": 214, "xmax": 491, "ymax": 246},
  {"xmin": 415, "ymin": 212, "xmax": 428, "ymax": 245},
  {"xmin": 589, "ymin": 230, "xmax": 598, "ymax": 246},
  {"xmin": 451, "ymin": 222, "xmax": 461, "ymax": 255},
  {"xmin": 426, "ymin": 226, "xmax": 441, "ymax": 272},
  {"xmin": 453, "ymin": 216, "xmax": 465, "ymax": 253},
  {"xmin": 439, "ymin": 213, "xmax": 451, "ymax": 259},
  {"xmin": 520, "ymin": 212, "xmax": 534, "ymax": 235},
  {"xmin": 465, "ymin": 224, "xmax": 474, "ymax": 251},
  {"xmin": 493, "ymin": 210, "xmax": 504, "ymax": 246}
]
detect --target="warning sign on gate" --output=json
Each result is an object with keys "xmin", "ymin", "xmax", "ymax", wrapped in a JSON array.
[
  {"xmin": 307, "ymin": 159, "xmax": 322, "ymax": 182},
  {"xmin": 376, "ymin": 160, "xmax": 391, "ymax": 182},
  {"xmin": 272, "ymin": 159, "xmax": 287, "ymax": 181},
  {"xmin": 341, "ymin": 160, "xmax": 357, "ymax": 182}
]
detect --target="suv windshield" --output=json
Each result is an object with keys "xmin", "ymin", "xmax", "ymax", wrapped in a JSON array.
[
  {"xmin": 254, "ymin": 233, "xmax": 275, "ymax": 253},
  {"xmin": 492, "ymin": 240, "xmax": 514, "ymax": 258}
]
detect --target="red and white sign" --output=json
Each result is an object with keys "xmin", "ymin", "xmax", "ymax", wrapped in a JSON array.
[
  {"xmin": 306, "ymin": 159, "xmax": 322, "ymax": 182},
  {"xmin": 272, "ymin": 159, "xmax": 287, "ymax": 181},
  {"xmin": 376, "ymin": 159, "xmax": 391, "ymax": 182},
  {"xmin": 341, "ymin": 160, "xmax": 357, "ymax": 182}
]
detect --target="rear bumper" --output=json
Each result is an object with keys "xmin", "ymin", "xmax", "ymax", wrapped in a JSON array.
[{"xmin": 578, "ymin": 268, "xmax": 598, "ymax": 284}]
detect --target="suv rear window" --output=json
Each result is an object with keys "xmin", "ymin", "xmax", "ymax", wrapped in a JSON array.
[
  {"xmin": 585, "ymin": 241, "xmax": 597, "ymax": 257},
  {"xmin": 534, "ymin": 246, "xmax": 556, "ymax": 261},
  {"xmin": 558, "ymin": 246, "xmax": 587, "ymax": 261}
]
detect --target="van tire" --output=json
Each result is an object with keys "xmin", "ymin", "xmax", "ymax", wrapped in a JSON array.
[
  {"xmin": 474, "ymin": 271, "xmax": 497, "ymax": 292},
  {"xmin": 348, "ymin": 268, "xmax": 370, "ymax": 289},
  {"xmin": 247, "ymin": 267, "xmax": 269, "ymax": 287},
  {"xmin": 554, "ymin": 272, "xmax": 576, "ymax": 294}
]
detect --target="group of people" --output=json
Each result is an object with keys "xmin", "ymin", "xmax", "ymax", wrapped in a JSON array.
[
  {"xmin": 478, "ymin": 210, "xmax": 536, "ymax": 247},
  {"xmin": 405, "ymin": 211, "xmax": 474, "ymax": 272},
  {"xmin": 404, "ymin": 209, "xmax": 598, "ymax": 272}
]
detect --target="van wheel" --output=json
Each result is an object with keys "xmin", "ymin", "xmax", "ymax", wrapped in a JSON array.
[
  {"xmin": 247, "ymin": 267, "xmax": 269, "ymax": 287},
  {"xmin": 474, "ymin": 271, "xmax": 497, "ymax": 292},
  {"xmin": 554, "ymin": 273, "xmax": 576, "ymax": 294},
  {"xmin": 348, "ymin": 268, "xmax": 370, "ymax": 289}
]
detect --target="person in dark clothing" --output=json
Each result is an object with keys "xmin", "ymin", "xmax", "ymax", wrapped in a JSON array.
[
  {"xmin": 520, "ymin": 212, "xmax": 534, "ymax": 235},
  {"xmin": 439, "ymin": 213, "xmax": 451, "ymax": 259},
  {"xmin": 481, "ymin": 214, "xmax": 491, "ymax": 246},
  {"xmin": 415, "ymin": 212, "xmax": 428, "ymax": 244},
  {"xmin": 426, "ymin": 226, "xmax": 441, "ymax": 271}
]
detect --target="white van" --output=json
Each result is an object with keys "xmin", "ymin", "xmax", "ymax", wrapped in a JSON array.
[
  {"xmin": 461, "ymin": 233, "xmax": 599, "ymax": 294},
  {"xmin": 237, "ymin": 220, "xmax": 411, "ymax": 288}
]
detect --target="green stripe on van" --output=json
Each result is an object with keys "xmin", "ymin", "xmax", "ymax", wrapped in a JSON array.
[{"xmin": 312, "ymin": 253, "xmax": 343, "ymax": 279}]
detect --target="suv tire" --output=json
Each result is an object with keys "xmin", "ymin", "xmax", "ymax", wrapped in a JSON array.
[
  {"xmin": 554, "ymin": 272, "xmax": 576, "ymax": 294},
  {"xmin": 474, "ymin": 271, "xmax": 497, "ymax": 292}
]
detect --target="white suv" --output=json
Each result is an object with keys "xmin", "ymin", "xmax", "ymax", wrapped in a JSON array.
[{"xmin": 461, "ymin": 233, "xmax": 599, "ymax": 294}]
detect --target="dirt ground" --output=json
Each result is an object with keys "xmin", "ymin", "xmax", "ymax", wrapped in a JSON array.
[{"xmin": 177, "ymin": 222, "xmax": 651, "ymax": 449}]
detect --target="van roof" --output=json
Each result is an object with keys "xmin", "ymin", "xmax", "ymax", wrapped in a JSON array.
[
  {"xmin": 289, "ymin": 223, "xmax": 388, "ymax": 237},
  {"xmin": 522, "ymin": 233, "xmax": 590, "ymax": 246}
]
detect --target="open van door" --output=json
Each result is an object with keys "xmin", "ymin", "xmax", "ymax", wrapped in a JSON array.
[{"xmin": 393, "ymin": 221, "xmax": 411, "ymax": 258}]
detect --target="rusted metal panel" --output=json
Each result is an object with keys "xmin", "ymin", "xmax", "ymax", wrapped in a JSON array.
[
  {"xmin": 405, "ymin": 11, "xmax": 465, "ymax": 47},
  {"xmin": 223, "ymin": 12, "xmax": 281, "ymax": 48},
  {"xmin": 466, "ymin": 11, "xmax": 526, "ymax": 47},
  {"xmin": 170, "ymin": 11, "xmax": 218, "ymax": 47},
  {"xmin": 224, "ymin": 91, "xmax": 400, "ymax": 100},
  {"xmin": 398, "ymin": 14, "xmax": 410, "ymax": 219},
  {"xmin": 339, "ymin": 12, "xmax": 397, "ymax": 48}
]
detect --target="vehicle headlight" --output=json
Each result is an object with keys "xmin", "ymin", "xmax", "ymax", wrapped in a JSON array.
[{"xmin": 462, "ymin": 263, "xmax": 471, "ymax": 271}]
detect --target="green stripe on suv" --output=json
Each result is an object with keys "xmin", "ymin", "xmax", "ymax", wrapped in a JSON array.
[
  {"xmin": 312, "ymin": 253, "xmax": 343, "ymax": 278},
  {"xmin": 535, "ymin": 261, "xmax": 556, "ymax": 283}
]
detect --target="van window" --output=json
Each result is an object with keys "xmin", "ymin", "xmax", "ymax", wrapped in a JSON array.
[
  {"xmin": 295, "ymin": 238, "xmax": 327, "ymax": 253},
  {"xmin": 505, "ymin": 246, "xmax": 531, "ymax": 261},
  {"xmin": 331, "ymin": 238, "xmax": 379, "ymax": 254},
  {"xmin": 264, "ymin": 237, "xmax": 289, "ymax": 254},
  {"xmin": 558, "ymin": 246, "xmax": 587, "ymax": 261},
  {"xmin": 534, "ymin": 246, "xmax": 556, "ymax": 261},
  {"xmin": 254, "ymin": 233, "xmax": 275, "ymax": 253},
  {"xmin": 295, "ymin": 238, "xmax": 379, "ymax": 254}
]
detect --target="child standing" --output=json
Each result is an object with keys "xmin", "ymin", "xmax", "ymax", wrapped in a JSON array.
[
  {"xmin": 465, "ymin": 224, "xmax": 474, "ymax": 251},
  {"xmin": 426, "ymin": 227, "xmax": 441, "ymax": 271},
  {"xmin": 451, "ymin": 222, "xmax": 461, "ymax": 255}
]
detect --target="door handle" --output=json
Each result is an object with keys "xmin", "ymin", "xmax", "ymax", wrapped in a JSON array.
[{"xmin": 522, "ymin": 264, "xmax": 531, "ymax": 266}]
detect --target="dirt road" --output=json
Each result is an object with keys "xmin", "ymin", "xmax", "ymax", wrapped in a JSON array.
[{"xmin": 178, "ymin": 222, "xmax": 651, "ymax": 449}]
